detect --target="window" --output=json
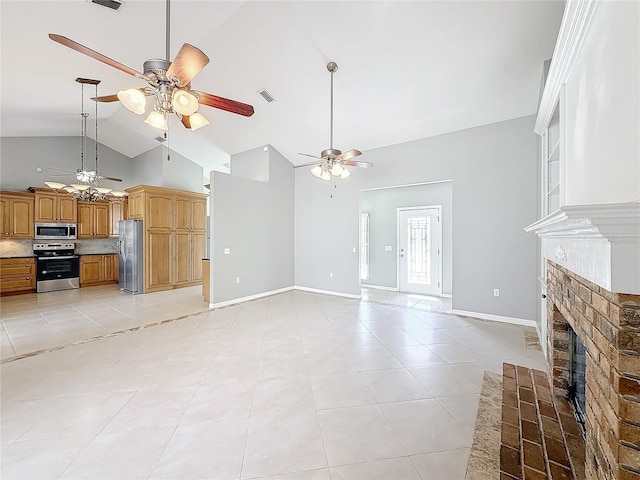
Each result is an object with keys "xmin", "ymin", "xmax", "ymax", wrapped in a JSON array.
[{"xmin": 360, "ymin": 213, "xmax": 370, "ymax": 281}]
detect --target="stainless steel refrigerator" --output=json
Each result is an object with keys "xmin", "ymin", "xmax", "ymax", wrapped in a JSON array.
[{"xmin": 119, "ymin": 219, "xmax": 144, "ymax": 294}]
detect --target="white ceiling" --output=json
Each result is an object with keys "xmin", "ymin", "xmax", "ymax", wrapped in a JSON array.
[{"xmin": 0, "ymin": 0, "xmax": 564, "ymax": 174}]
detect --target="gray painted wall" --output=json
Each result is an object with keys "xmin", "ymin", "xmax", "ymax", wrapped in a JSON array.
[
  {"xmin": 360, "ymin": 182, "xmax": 453, "ymax": 295},
  {"xmin": 211, "ymin": 146, "xmax": 294, "ymax": 303},
  {"xmin": 230, "ymin": 145, "xmax": 269, "ymax": 182},
  {"xmin": 0, "ymin": 136, "xmax": 133, "ymax": 191},
  {"xmin": 296, "ymin": 115, "xmax": 539, "ymax": 321},
  {"xmin": 1, "ymin": 137, "xmax": 203, "ymax": 193}
]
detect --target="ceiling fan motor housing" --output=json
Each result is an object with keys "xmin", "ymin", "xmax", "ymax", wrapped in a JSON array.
[{"xmin": 321, "ymin": 148, "xmax": 342, "ymax": 159}]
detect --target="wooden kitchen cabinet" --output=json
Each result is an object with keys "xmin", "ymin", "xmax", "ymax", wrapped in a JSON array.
[
  {"xmin": 0, "ymin": 257, "xmax": 36, "ymax": 295},
  {"xmin": 30, "ymin": 188, "xmax": 77, "ymax": 223},
  {"xmin": 80, "ymin": 254, "xmax": 118, "ymax": 286},
  {"xmin": 0, "ymin": 192, "xmax": 35, "ymax": 239},
  {"xmin": 127, "ymin": 192, "xmax": 145, "ymax": 219},
  {"xmin": 102, "ymin": 254, "xmax": 118, "ymax": 282},
  {"xmin": 109, "ymin": 199, "xmax": 127, "ymax": 237},
  {"xmin": 77, "ymin": 202, "xmax": 109, "ymax": 238},
  {"xmin": 125, "ymin": 185, "xmax": 208, "ymax": 294}
]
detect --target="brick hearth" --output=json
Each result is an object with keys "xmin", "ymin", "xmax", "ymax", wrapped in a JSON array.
[
  {"xmin": 500, "ymin": 363, "xmax": 585, "ymax": 479},
  {"xmin": 546, "ymin": 261, "xmax": 640, "ymax": 480}
]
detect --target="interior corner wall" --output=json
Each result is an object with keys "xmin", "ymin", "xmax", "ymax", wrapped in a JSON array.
[
  {"xmin": 295, "ymin": 115, "xmax": 539, "ymax": 321},
  {"xmin": 130, "ymin": 146, "xmax": 203, "ymax": 192},
  {"xmin": 563, "ymin": 0, "xmax": 640, "ymax": 205},
  {"xmin": 230, "ymin": 145, "xmax": 269, "ymax": 182},
  {"xmin": 0, "ymin": 136, "xmax": 133, "ymax": 191},
  {"xmin": 360, "ymin": 182, "xmax": 453, "ymax": 294},
  {"xmin": 211, "ymin": 148, "xmax": 294, "ymax": 304}
]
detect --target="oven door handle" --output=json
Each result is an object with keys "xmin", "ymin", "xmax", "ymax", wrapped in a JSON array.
[{"xmin": 37, "ymin": 255, "xmax": 78, "ymax": 260}]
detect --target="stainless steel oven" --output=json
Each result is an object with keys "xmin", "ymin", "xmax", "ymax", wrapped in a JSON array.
[
  {"xmin": 33, "ymin": 243, "xmax": 80, "ymax": 293},
  {"xmin": 35, "ymin": 223, "xmax": 77, "ymax": 240}
]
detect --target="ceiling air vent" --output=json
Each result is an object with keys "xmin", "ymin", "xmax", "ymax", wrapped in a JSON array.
[
  {"xmin": 90, "ymin": 0, "xmax": 123, "ymax": 11},
  {"xmin": 258, "ymin": 89, "xmax": 275, "ymax": 103},
  {"xmin": 154, "ymin": 136, "xmax": 166, "ymax": 143}
]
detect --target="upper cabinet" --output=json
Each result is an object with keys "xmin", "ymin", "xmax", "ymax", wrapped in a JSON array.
[
  {"xmin": 109, "ymin": 199, "xmax": 127, "ymax": 237},
  {"xmin": 0, "ymin": 192, "xmax": 35, "ymax": 239},
  {"xmin": 30, "ymin": 188, "xmax": 77, "ymax": 223},
  {"xmin": 175, "ymin": 196, "xmax": 207, "ymax": 231},
  {"xmin": 77, "ymin": 201, "xmax": 110, "ymax": 238}
]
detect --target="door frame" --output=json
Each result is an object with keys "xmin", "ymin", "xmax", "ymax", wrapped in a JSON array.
[{"xmin": 396, "ymin": 205, "xmax": 443, "ymax": 296}]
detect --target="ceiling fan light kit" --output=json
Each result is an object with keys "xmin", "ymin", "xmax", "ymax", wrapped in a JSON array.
[
  {"xmin": 49, "ymin": 0, "xmax": 254, "ymax": 134},
  {"xmin": 298, "ymin": 62, "xmax": 372, "ymax": 181}
]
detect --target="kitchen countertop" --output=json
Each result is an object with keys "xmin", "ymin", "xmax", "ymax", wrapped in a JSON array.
[{"xmin": 0, "ymin": 255, "xmax": 37, "ymax": 259}]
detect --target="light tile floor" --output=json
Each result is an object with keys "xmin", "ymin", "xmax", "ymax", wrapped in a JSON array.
[{"xmin": 1, "ymin": 287, "xmax": 545, "ymax": 479}]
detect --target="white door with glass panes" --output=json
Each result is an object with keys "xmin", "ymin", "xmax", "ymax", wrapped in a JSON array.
[{"xmin": 398, "ymin": 207, "xmax": 440, "ymax": 295}]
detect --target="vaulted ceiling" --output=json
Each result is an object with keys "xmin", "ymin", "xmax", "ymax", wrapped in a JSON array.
[{"xmin": 0, "ymin": 1, "xmax": 564, "ymax": 173}]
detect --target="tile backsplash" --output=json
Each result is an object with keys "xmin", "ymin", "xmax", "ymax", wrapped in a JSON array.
[{"xmin": 1, "ymin": 238, "xmax": 119, "ymax": 257}]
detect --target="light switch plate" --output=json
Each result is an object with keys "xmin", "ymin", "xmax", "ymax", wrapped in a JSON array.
[
  {"xmin": 385, "ymin": 246, "xmax": 393, "ymax": 251},
  {"xmin": 224, "ymin": 248, "xmax": 230, "ymax": 255}
]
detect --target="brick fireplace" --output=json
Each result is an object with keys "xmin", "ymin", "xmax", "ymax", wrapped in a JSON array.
[{"xmin": 546, "ymin": 261, "xmax": 640, "ymax": 479}]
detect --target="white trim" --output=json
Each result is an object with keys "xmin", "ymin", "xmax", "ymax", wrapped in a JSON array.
[
  {"xmin": 210, "ymin": 286, "xmax": 294, "ymax": 308},
  {"xmin": 294, "ymin": 286, "xmax": 362, "ymax": 299},
  {"xmin": 361, "ymin": 284, "xmax": 398, "ymax": 292},
  {"xmin": 360, "ymin": 179, "xmax": 452, "ymax": 192},
  {"xmin": 441, "ymin": 293, "xmax": 452, "ymax": 299},
  {"xmin": 451, "ymin": 309, "xmax": 537, "ymax": 328},
  {"xmin": 535, "ymin": 0, "xmax": 597, "ymax": 134}
]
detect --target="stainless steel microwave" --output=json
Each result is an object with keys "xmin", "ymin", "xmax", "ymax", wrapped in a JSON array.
[{"xmin": 34, "ymin": 223, "xmax": 77, "ymax": 240}]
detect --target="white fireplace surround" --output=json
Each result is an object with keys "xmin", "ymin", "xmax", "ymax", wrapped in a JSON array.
[{"xmin": 525, "ymin": 202, "xmax": 640, "ymax": 294}]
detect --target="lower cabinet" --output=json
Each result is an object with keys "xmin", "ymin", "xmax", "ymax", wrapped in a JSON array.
[
  {"xmin": 0, "ymin": 257, "xmax": 36, "ymax": 295},
  {"xmin": 80, "ymin": 254, "xmax": 119, "ymax": 287}
]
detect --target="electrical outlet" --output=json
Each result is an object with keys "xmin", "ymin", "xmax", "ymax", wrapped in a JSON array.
[
  {"xmin": 329, "ymin": 272, "xmax": 334, "ymax": 278},
  {"xmin": 494, "ymin": 289, "xmax": 500, "ymax": 297},
  {"xmin": 236, "ymin": 277, "xmax": 240, "ymax": 284},
  {"xmin": 224, "ymin": 248, "xmax": 230, "ymax": 255},
  {"xmin": 352, "ymin": 247, "xmax": 356, "ymax": 253}
]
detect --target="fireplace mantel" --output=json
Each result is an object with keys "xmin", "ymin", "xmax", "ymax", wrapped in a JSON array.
[{"xmin": 525, "ymin": 202, "xmax": 640, "ymax": 294}]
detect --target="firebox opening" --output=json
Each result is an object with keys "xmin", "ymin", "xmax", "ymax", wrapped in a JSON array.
[{"xmin": 568, "ymin": 326, "xmax": 587, "ymax": 438}]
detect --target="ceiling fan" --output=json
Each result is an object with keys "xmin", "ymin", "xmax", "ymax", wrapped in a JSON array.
[
  {"xmin": 297, "ymin": 62, "xmax": 372, "ymax": 180},
  {"xmin": 49, "ymin": 0, "xmax": 254, "ymax": 132},
  {"xmin": 47, "ymin": 78, "xmax": 123, "ymax": 188}
]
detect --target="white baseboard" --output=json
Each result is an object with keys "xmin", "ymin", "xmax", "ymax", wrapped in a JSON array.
[
  {"xmin": 441, "ymin": 293, "xmax": 452, "ymax": 299},
  {"xmin": 294, "ymin": 286, "xmax": 362, "ymax": 299},
  {"xmin": 210, "ymin": 286, "xmax": 294, "ymax": 309},
  {"xmin": 360, "ymin": 284, "xmax": 398, "ymax": 292},
  {"xmin": 451, "ymin": 309, "xmax": 536, "ymax": 328}
]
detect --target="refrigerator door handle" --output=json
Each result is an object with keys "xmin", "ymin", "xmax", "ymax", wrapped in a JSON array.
[{"xmin": 120, "ymin": 236, "xmax": 126, "ymax": 260}]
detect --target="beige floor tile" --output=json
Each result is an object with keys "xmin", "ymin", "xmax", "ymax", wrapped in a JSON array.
[
  {"xmin": 150, "ymin": 419, "xmax": 249, "ymax": 480},
  {"xmin": 330, "ymin": 457, "xmax": 422, "ymax": 480},
  {"xmin": 309, "ymin": 372, "xmax": 376, "ymax": 410},
  {"xmin": 360, "ymin": 368, "xmax": 431, "ymax": 403},
  {"xmin": 59, "ymin": 426, "xmax": 175, "ymax": 479},
  {"xmin": 318, "ymin": 404, "xmax": 404, "ymax": 466},
  {"xmin": 242, "ymin": 412, "xmax": 327, "ymax": 479},
  {"xmin": 410, "ymin": 448, "xmax": 471, "ymax": 480}
]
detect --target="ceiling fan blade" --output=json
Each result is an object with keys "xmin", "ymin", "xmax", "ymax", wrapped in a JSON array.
[
  {"xmin": 91, "ymin": 94, "xmax": 119, "ymax": 103},
  {"xmin": 337, "ymin": 149, "xmax": 362, "ymax": 161},
  {"xmin": 344, "ymin": 160, "xmax": 373, "ymax": 168},
  {"xmin": 192, "ymin": 91, "xmax": 255, "ymax": 117},
  {"xmin": 294, "ymin": 160, "xmax": 325, "ymax": 168},
  {"xmin": 298, "ymin": 153, "xmax": 323, "ymax": 160},
  {"xmin": 97, "ymin": 175, "xmax": 123, "ymax": 182},
  {"xmin": 48, "ymin": 167, "xmax": 76, "ymax": 173},
  {"xmin": 49, "ymin": 34, "xmax": 143, "ymax": 78},
  {"xmin": 181, "ymin": 115, "xmax": 192, "ymax": 129},
  {"xmin": 167, "ymin": 44, "xmax": 210, "ymax": 86}
]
